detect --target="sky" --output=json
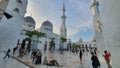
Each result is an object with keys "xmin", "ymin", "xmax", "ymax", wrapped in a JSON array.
[{"xmin": 25, "ymin": 0, "xmax": 94, "ymax": 42}]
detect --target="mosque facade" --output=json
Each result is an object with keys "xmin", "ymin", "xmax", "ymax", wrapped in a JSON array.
[
  {"xmin": 19, "ymin": 16, "xmax": 36, "ymax": 43},
  {"xmin": 36, "ymin": 3, "xmax": 68, "ymax": 49},
  {"xmin": 0, "ymin": 0, "xmax": 68, "ymax": 50},
  {"xmin": 36, "ymin": 20, "xmax": 60, "ymax": 49}
]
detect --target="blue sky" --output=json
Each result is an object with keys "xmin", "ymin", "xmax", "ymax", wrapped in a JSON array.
[{"xmin": 26, "ymin": 0, "xmax": 94, "ymax": 42}]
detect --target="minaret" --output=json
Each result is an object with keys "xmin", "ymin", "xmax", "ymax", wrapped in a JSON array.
[
  {"xmin": 91, "ymin": 0, "xmax": 106, "ymax": 52},
  {"xmin": 91, "ymin": 0, "xmax": 100, "ymax": 16},
  {"xmin": 60, "ymin": 2, "xmax": 67, "ymax": 38}
]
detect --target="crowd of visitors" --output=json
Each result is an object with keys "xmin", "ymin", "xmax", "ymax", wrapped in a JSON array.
[{"xmin": 2, "ymin": 39, "xmax": 112, "ymax": 68}]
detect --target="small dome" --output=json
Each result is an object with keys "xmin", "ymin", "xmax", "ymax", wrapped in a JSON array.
[
  {"xmin": 42, "ymin": 20, "xmax": 53, "ymax": 28},
  {"xmin": 24, "ymin": 16, "xmax": 36, "ymax": 25}
]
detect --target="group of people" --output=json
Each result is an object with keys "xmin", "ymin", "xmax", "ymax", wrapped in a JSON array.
[
  {"xmin": 2, "ymin": 39, "xmax": 112, "ymax": 68},
  {"xmin": 31, "ymin": 48, "xmax": 63, "ymax": 66},
  {"xmin": 74, "ymin": 44, "xmax": 112, "ymax": 68},
  {"xmin": 79, "ymin": 47, "xmax": 98, "ymax": 61},
  {"xmin": 67, "ymin": 44, "xmax": 97, "ymax": 54},
  {"xmin": 43, "ymin": 57, "xmax": 63, "ymax": 67},
  {"xmin": 31, "ymin": 49, "xmax": 42, "ymax": 65},
  {"xmin": 90, "ymin": 50, "xmax": 112, "ymax": 68}
]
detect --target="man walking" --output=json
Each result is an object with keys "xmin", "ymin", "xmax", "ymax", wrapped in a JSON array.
[
  {"xmin": 13, "ymin": 47, "xmax": 17, "ymax": 54},
  {"xmin": 3, "ymin": 49, "xmax": 11, "ymax": 59},
  {"xmin": 79, "ymin": 50, "xmax": 83, "ymax": 61},
  {"xmin": 103, "ymin": 50, "xmax": 112, "ymax": 68},
  {"xmin": 91, "ymin": 52, "xmax": 100, "ymax": 68}
]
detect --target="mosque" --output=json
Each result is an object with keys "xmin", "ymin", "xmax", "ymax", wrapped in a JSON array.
[
  {"xmin": 0, "ymin": 0, "xmax": 120, "ymax": 67},
  {"xmin": 0, "ymin": 0, "xmax": 96, "ymax": 51},
  {"xmin": 36, "ymin": 20, "xmax": 60, "ymax": 49},
  {"xmin": 0, "ymin": 0, "xmax": 68, "ymax": 50},
  {"xmin": 20, "ymin": 2, "xmax": 67, "ymax": 49},
  {"xmin": 35, "ymin": 3, "xmax": 67, "ymax": 49}
]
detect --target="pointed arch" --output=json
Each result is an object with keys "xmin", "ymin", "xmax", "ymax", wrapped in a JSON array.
[{"xmin": 95, "ymin": 20, "xmax": 102, "ymax": 32}]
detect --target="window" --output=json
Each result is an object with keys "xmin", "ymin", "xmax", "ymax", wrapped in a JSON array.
[
  {"xmin": 44, "ymin": 28, "xmax": 52, "ymax": 31},
  {"xmin": 14, "ymin": 8, "xmax": 20, "ymax": 13},
  {"xmin": 28, "ymin": 24, "xmax": 33, "ymax": 27},
  {"xmin": 16, "ymin": 0, "xmax": 22, "ymax": 4}
]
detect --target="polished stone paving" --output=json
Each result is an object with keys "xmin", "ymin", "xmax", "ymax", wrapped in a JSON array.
[
  {"xmin": 0, "ymin": 49, "xmax": 113, "ymax": 68},
  {"xmin": 0, "ymin": 52, "xmax": 29, "ymax": 68}
]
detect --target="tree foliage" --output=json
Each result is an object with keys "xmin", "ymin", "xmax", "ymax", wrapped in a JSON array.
[
  {"xmin": 60, "ymin": 37, "xmax": 67, "ymax": 43},
  {"xmin": 24, "ymin": 30, "xmax": 46, "ymax": 41},
  {"xmin": 24, "ymin": 30, "xmax": 46, "ymax": 37}
]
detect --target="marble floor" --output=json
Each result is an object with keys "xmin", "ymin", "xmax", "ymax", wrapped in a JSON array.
[
  {"xmin": 0, "ymin": 52, "xmax": 29, "ymax": 68},
  {"xmin": 0, "ymin": 48, "xmax": 112, "ymax": 68}
]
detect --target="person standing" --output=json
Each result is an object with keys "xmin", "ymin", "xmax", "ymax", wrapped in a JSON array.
[
  {"xmin": 91, "ymin": 52, "xmax": 100, "ymax": 68},
  {"xmin": 44, "ymin": 41, "xmax": 47, "ymax": 51},
  {"xmin": 32, "ymin": 49, "xmax": 37, "ymax": 63},
  {"xmin": 3, "ymin": 49, "xmax": 11, "ymax": 59},
  {"xmin": 79, "ymin": 50, "xmax": 83, "ymax": 61},
  {"xmin": 16, "ymin": 39, "xmax": 20, "ymax": 48},
  {"xmin": 35, "ymin": 51, "xmax": 42, "ymax": 64},
  {"xmin": 13, "ymin": 47, "xmax": 17, "ymax": 54},
  {"xmin": 103, "ymin": 50, "xmax": 112, "ymax": 68},
  {"xmin": 27, "ymin": 40, "xmax": 31, "ymax": 53}
]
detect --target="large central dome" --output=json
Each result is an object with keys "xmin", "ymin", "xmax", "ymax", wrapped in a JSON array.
[
  {"xmin": 40, "ymin": 20, "xmax": 53, "ymax": 32},
  {"xmin": 24, "ymin": 16, "xmax": 36, "ymax": 25},
  {"xmin": 42, "ymin": 20, "xmax": 53, "ymax": 28}
]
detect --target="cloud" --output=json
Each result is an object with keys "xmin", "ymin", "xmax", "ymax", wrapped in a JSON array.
[
  {"xmin": 67, "ymin": 19, "xmax": 93, "ymax": 36},
  {"xmin": 26, "ymin": 0, "xmax": 62, "ymax": 34},
  {"xmin": 25, "ymin": 0, "xmax": 93, "ymax": 38}
]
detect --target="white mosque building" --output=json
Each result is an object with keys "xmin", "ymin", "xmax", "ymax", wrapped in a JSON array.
[
  {"xmin": 0, "ymin": 0, "xmax": 120, "ymax": 67},
  {"xmin": 36, "ymin": 20, "xmax": 60, "ymax": 49},
  {"xmin": 0, "ymin": 0, "xmax": 68, "ymax": 50},
  {"xmin": 36, "ymin": 3, "xmax": 68, "ymax": 49},
  {"xmin": 16, "ymin": 2, "xmax": 68, "ymax": 50},
  {"xmin": 23, "ymin": 16, "xmax": 36, "ymax": 31},
  {"xmin": 19, "ymin": 16, "xmax": 36, "ymax": 43}
]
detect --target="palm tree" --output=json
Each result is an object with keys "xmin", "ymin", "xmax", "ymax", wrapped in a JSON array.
[
  {"xmin": 24, "ymin": 30, "xmax": 46, "ymax": 49},
  {"xmin": 60, "ymin": 37, "xmax": 67, "ymax": 54},
  {"xmin": 25, "ymin": 30, "xmax": 33, "ymax": 40},
  {"xmin": 49, "ymin": 38, "xmax": 55, "ymax": 52},
  {"xmin": 29, "ymin": 30, "xmax": 46, "ymax": 43},
  {"xmin": 60, "ymin": 37, "xmax": 67, "ymax": 43},
  {"xmin": 24, "ymin": 30, "xmax": 46, "ymax": 41}
]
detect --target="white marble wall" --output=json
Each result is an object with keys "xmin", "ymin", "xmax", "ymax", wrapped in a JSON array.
[
  {"xmin": 91, "ymin": 0, "xmax": 106, "ymax": 54},
  {"xmin": 98, "ymin": 0, "xmax": 120, "ymax": 67},
  {"xmin": 0, "ymin": 0, "xmax": 28, "ymax": 51},
  {"xmin": 0, "ymin": 0, "xmax": 9, "ymax": 22},
  {"xmin": 38, "ymin": 33, "xmax": 60, "ymax": 50}
]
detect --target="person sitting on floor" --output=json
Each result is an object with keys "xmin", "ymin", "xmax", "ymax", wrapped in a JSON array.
[
  {"xmin": 43, "ymin": 57, "xmax": 48, "ymax": 65},
  {"xmin": 43, "ymin": 58, "xmax": 63, "ymax": 67},
  {"xmin": 48, "ymin": 59, "xmax": 59, "ymax": 66}
]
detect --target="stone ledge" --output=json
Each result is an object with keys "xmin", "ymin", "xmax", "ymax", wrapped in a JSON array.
[{"xmin": 11, "ymin": 56, "xmax": 35, "ymax": 68}]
